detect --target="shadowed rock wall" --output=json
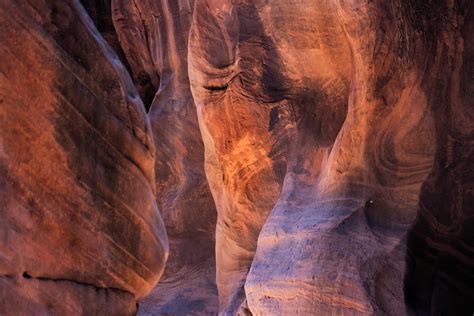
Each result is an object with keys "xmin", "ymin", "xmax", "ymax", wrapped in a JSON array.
[
  {"xmin": 112, "ymin": 0, "xmax": 218, "ymax": 314},
  {"xmin": 0, "ymin": 0, "xmax": 168, "ymax": 314},
  {"xmin": 0, "ymin": 0, "xmax": 472, "ymax": 315},
  {"xmin": 187, "ymin": 0, "xmax": 473, "ymax": 315}
]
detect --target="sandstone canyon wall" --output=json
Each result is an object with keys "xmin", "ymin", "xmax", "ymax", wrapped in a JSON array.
[
  {"xmin": 111, "ymin": 0, "xmax": 218, "ymax": 314},
  {"xmin": 189, "ymin": 0, "xmax": 473, "ymax": 315},
  {"xmin": 0, "ymin": 0, "xmax": 168, "ymax": 314},
  {"xmin": 1, "ymin": 0, "xmax": 473, "ymax": 315}
]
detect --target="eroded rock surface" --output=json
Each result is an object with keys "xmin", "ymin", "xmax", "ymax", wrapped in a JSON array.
[
  {"xmin": 1, "ymin": 0, "xmax": 473, "ymax": 315},
  {"xmin": 188, "ymin": 1, "xmax": 296, "ymax": 312},
  {"xmin": 112, "ymin": 0, "xmax": 218, "ymax": 314},
  {"xmin": 0, "ymin": 0, "xmax": 168, "ymax": 314},
  {"xmin": 188, "ymin": 0, "xmax": 473, "ymax": 315}
]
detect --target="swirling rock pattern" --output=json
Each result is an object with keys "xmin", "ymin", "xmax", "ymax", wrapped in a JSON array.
[
  {"xmin": 1, "ymin": 0, "xmax": 473, "ymax": 315},
  {"xmin": 405, "ymin": 1, "xmax": 474, "ymax": 314},
  {"xmin": 188, "ymin": 0, "xmax": 473, "ymax": 315},
  {"xmin": 112, "ymin": 0, "xmax": 218, "ymax": 314},
  {"xmin": 0, "ymin": 0, "xmax": 168, "ymax": 314}
]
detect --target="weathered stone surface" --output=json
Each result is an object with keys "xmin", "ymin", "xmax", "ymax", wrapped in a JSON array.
[
  {"xmin": 188, "ymin": 1, "xmax": 296, "ymax": 312},
  {"xmin": 405, "ymin": 1, "xmax": 474, "ymax": 314},
  {"xmin": 112, "ymin": 0, "xmax": 218, "ymax": 314},
  {"xmin": 79, "ymin": 0, "xmax": 136, "ymax": 97},
  {"xmin": 1, "ymin": 0, "xmax": 473, "ymax": 315},
  {"xmin": 0, "ymin": 276, "xmax": 136, "ymax": 315},
  {"xmin": 0, "ymin": 0, "xmax": 168, "ymax": 314},
  {"xmin": 188, "ymin": 0, "xmax": 473, "ymax": 315},
  {"xmin": 245, "ymin": 0, "xmax": 437, "ymax": 313}
]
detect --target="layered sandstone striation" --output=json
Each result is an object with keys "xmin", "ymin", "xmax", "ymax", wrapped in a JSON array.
[
  {"xmin": 0, "ymin": 0, "xmax": 168, "ymax": 314},
  {"xmin": 1, "ymin": 0, "xmax": 473, "ymax": 315},
  {"xmin": 188, "ymin": 0, "xmax": 473, "ymax": 315},
  {"xmin": 112, "ymin": 0, "xmax": 218, "ymax": 314}
]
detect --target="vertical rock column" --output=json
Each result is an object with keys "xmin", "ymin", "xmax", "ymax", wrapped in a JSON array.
[
  {"xmin": 188, "ymin": 0, "xmax": 473, "ymax": 314},
  {"xmin": 112, "ymin": 0, "xmax": 219, "ymax": 314},
  {"xmin": 0, "ymin": 0, "xmax": 168, "ymax": 315},
  {"xmin": 189, "ymin": 1, "xmax": 292, "ymax": 313},
  {"xmin": 405, "ymin": 1, "xmax": 474, "ymax": 314},
  {"xmin": 245, "ymin": 0, "xmax": 439, "ymax": 314}
]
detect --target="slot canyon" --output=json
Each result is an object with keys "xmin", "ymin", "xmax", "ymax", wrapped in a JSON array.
[{"xmin": 0, "ymin": 0, "xmax": 473, "ymax": 315}]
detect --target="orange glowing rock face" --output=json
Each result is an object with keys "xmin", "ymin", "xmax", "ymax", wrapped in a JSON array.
[
  {"xmin": 189, "ymin": 0, "xmax": 473, "ymax": 314},
  {"xmin": 0, "ymin": 0, "xmax": 167, "ymax": 314},
  {"xmin": 110, "ymin": 0, "xmax": 219, "ymax": 314},
  {"xmin": 1, "ymin": 0, "xmax": 473, "ymax": 315}
]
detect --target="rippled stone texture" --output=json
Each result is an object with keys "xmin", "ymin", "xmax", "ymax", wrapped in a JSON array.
[
  {"xmin": 404, "ymin": 1, "xmax": 474, "ymax": 314},
  {"xmin": 112, "ymin": 0, "xmax": 218, "ymax": 314},
  {"xmin": 189, "ymin": 1, "xmax": 296, "ymax": 312},
  {"xmin": 188, "ymin": 0, "xmax": 473, "ymax": 315},
  {"xmin": 0, "ymin": 0, "xmax": 168, "ymax": 314},
  {"xmin": 1, "ymin": 0, "xmax": 473, "ymax": 315}
]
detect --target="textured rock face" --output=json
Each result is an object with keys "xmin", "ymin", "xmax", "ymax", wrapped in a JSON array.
[
  {"xmin": 243, "ymin": 1, "xmax": 436, "ymax": 313},
  {"xmin": 112, "ymin": 0, "xmax": 218, "ymax": 314},
  {"xmin": 0, "ymin": 0, "xmax": 168, "ymax": 314},
  {"xmin": 189, "ymin": 1, "xmax": 293, "ymax": 312},
  {"xmin": 1, "ymin": 0, "xmax": 473, "ymax": 315},
  {"xmin": 405, "ymin": 1, "xmax": 474, "ymax": 313},
  {"xmin": 188, "ymin": 0, "xmax": 473, "ymax": 315}
]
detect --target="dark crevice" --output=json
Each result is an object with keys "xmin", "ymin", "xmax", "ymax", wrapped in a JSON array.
[
  {"xmin": 203, "ymin": 84, "xmax": 228, "ymax": 92},
  {"xmin": 80, "ymin": 0, "xmax": 158, "ymax": 111},
  {"xmin": 16, "ymin": 272, "xmax": 133, "ymax": 296},
  {"xmin": 268, "ymin": 107, "xmax": 279, "ymax": 132},
  {"xmin": 79, "ymin": 0, "xmax": 133, "ymax": 75},
  {"xmin": 130, "ymin": 0, "xmax": 159, "ymax": 111}
]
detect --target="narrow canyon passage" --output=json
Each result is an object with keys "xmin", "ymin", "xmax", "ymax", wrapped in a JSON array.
[{"xmin": 0, "ymin": 0, "xmax": 473, "ymax": 315}]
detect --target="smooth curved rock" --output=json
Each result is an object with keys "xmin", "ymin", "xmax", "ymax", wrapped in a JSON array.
[
  {"xmin": 188, "ymin": 0, "xmax": 473, "ymax": 315},
  {"xmin": 112, "ymin": 0, "xmax": 218, "ymax": 314},
  {"xmin": 245, "ymin": 0, "xmax": 437, "ymax": 313},
  {"xmin": 188, "ymin": 1, "xmax": 297, "ymax": 312},
  {"xmin": 1, "ymin": 0, "xmax": 473, "ymax": 315},
  {"xmin": 0, "ymin": 0, "xmax": 168, "ymax": 314},
  {"xmin": 80, "ymin": 0, "xmax": 131, "ymax": 73},
  {"xmin": 405, "ymin": 1, "xmax": 474, "ymax": 314}
]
